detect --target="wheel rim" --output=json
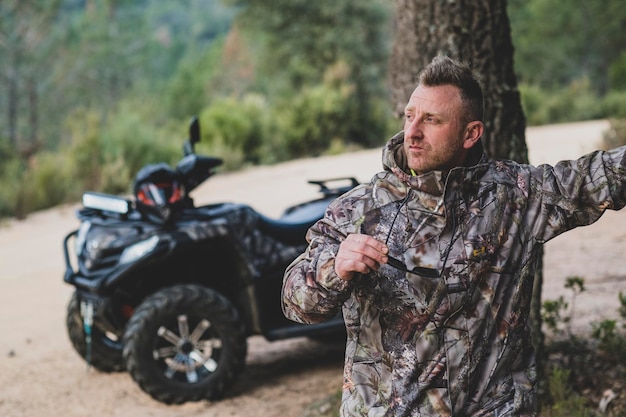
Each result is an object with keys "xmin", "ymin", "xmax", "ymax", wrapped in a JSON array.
[{"xmin": 152, "ymin": 314, "xmax": 223, "ymax": 384}]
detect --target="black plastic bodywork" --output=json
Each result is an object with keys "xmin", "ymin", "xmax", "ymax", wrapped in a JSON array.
[{"xmin": 64, "ymin": 188, "xmax": 351, "ymax": 342}]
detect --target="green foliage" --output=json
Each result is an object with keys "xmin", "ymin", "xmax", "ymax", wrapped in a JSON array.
[
  {"xmin": 100, "ymin": 106, "xmax": 180, "ymax": 180},
  {"xmin": 600, "ymin": 91, "xmax": 626, "ymax": 119},
  {"xmin": 609, "ymin": 51, "xmax": 626, "ymax": 91},
  {"xmin": 0, "ymin": 158, "xmax": 28, "ymax": 218},
  {"xmin": 24, "ymin": 151, "xmax": 76, "ymax": 211},
  {"xmin": 197, "ymin": 94, "xmax": 269, "ymax": 169},
  {"xmin": 519, "ymin": 79, "xmax": 626, "ymax": 126},
  {"xmin": 542, "ymin": 296, "xmax": 570, "ymax": 336},
  {"xmin": 230, "ymin": 0, "xmax": 391, "ymax": 87},
  {"xmin": 164, "ymin": 39, "xmax": 224, "ymax": 120},
  {"xmin": 64, "ymin": 108, "xmax": 105, "ymax": 191},
  {"xmin": 590, "ymin": 291, "xmax": 626, "ymax": 364},
  {"xmin": 61, "ymin": 103, "xmax": 181, "ymax": 197},
  {"xmin": 543, "ymin": 367, "xmax": 590, "ymax": 417},
  {"xmin": 564, "ymin": 276, "xmax": 585, "ymax": 292},
  {"xmin": 539, "ymin": 277, "xmax": 626, "ymax": 415},
  {"xmin": 519, "ymin": 79, "xmax": 599, "ymax": 125},
  {"xmin": 620, "ymin": 292, "xmax": 626, "ymax": 319},
  {"xmin": 509, "ymin": 0, "xmax": 626, "ymax": 92},
  {"xmin": 230, "ymin": 0, "xmax": 393, "ymax": 149},
  {"xmin": 541, "ymin": 276, "xmax": 585, "ymax": 338},
  {"xmin": 5, "ymin": 0, "xmax": 626, "ymax": 222},
  {"xmin": 275, "ymin": 79, "xmax": 352, "ymax": 159},
  {"xmin": 0, "ymin": 150, "xmax": 77, "ymax": 219},
  {"xmin": 272, "ymin": 61, "xmax": 393, "ymax": 159},
  {"xmin": 98, "ymin": 156, "xmax": 133, "ymax": 195}
]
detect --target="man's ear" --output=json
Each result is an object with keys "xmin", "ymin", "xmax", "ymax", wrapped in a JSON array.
[{"xmin": 463, "ymin": 121, "xmax": 484, "ymax": 149}]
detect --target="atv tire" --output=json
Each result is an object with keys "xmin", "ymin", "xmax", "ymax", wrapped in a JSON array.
[
  {"xmin": 66, "ymin": 291, "xmax": 125, "ymax": 372},
  {"xmin": 122, "ymin": 284, "xmax": 247, "ymax": 404}
]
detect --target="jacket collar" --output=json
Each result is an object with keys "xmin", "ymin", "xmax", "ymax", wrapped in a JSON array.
[{"xmin": 382, "ymin": 131, "xmax": 488, "ymax": 196}]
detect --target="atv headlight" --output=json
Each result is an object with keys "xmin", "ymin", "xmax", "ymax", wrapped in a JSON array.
[
  {"xmin": 83, "ymin": 192, "xmax": 131, "ymax": 214},
  {"xmin": 119, "ymin": 235, "xmax": 159, "ymax": 265}
]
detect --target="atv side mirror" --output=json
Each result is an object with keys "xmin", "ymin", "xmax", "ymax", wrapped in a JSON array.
[{"xmin": 183, "ymin": 116, "xmax": 201, "ymax": 156}]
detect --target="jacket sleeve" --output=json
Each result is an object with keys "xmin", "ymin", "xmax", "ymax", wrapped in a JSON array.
[
  {"xmin": 529, "ymin": 145, "xmax": 626, "ymax": 242},
  {"xmin": 281, "ymin": 209, "xmax": 356, "ymax": 324}
]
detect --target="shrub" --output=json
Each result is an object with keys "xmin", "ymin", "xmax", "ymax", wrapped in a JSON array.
[
  {"xmin": 64, "ymin": 108, "xmax": 104, "ymax": 192},
  {"xmin": 100, "ymin": 109, "xmax": 180, "ymax": 180},
  {"xmin": 600, "ymin": 90, "xmax": 626, "ymax": 119},
  {"xmin": 542, "ymin": 366, "xmax": 590, "ymax": 417},
  {"xmin": 24, "ymin": 151, "xmax": 76, "ymax": 211},
  {"xmin": 540, "ymin": 277, "xmax": 626, "ymax": 415},
  {"xmin": 519, "ymin": 79, "xmax": 605, "ymax": 125},
  {"xmin": 197, "ymin": 94, "xmax": 269, "ymax": 169},
  {"xmin": 608, "ymin": 51, "xmax": 626, "ymax": 91},
  {"xmin": 274, "ymin": 83, "xmax": 348, "ymax": 159},
  {"xmin": 0, "ymin": 158, "xmax": 27, "ymax": 218}
]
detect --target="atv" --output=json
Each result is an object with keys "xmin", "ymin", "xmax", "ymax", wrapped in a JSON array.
[{"xmin": 62, "ymin": 117, "xmax": 355, "ymax": 404}]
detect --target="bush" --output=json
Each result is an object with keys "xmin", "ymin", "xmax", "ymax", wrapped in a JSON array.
[
  {"xmin": 274, "ymin": 83, "xmax": 348, "ymax": 159},
  {"xmin": 0, "ymin": 105, "xmax": 203, "ymax": 220},
  {"xmin": 600, "ymin": 91, "xmax": 626, "ymax": 118},
  {"xmin": 0, "ymin": 158, "xmax": 27, "ymax": 218},
  {"xmin": 608, "ymin": 51, "xmax": 626, "ymax": 91},
  {"xmin": 0, "ymin": 151, "xmax": 78, "ymax": 219},
  {"xmin": 24, "ymin": 151, "xmax": 76, "ymax": 212},
  {"xmin": 519, "ymin": 79, "xmax": 612, "ymax": 126},
  {"xmin": 64, "ymin": 108, "xmax": 105, "ymax": 192},
  {"xmin": 540, "ymin": 277, "xmax": 626, "ymax": 415},
  {"xmin": 542, "ymin": 366, "xmax": 590, "ymax": 417},
  {"xmin": 100, "ymin": 108, "xmax": 181, "ymax": 181},
  {"xmin": 196, "ymin": 94, "xmax": 270, "ymax": 169}
]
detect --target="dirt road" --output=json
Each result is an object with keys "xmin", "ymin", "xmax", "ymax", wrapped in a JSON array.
[{"xmin": 1, "ymin": 120, "xmax": 624, "ymax": 417}]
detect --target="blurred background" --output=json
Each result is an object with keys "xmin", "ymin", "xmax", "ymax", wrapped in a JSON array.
[{"xmin": 1, "ymin": 0, "xmax": 626, "ymax": 220}]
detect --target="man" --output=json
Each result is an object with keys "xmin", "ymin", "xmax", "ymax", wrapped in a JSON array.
[{"xmin": 282, "ymin": 55, "xmax": 626, "ymax": 416}]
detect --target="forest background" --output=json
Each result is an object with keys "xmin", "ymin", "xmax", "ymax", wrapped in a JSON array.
[{"xmin": 2, "ymin": 0, "xmax": 626, "ymax": 219}]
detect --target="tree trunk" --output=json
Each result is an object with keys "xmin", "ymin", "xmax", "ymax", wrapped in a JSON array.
[
  {"xmin": 388, "ymin": 0, "xmax": 544, "ymax": 392},
  {"xmin": 389, "ymin": 0, "xmax": 527, "ymax": 161},
  {"xmin": 27, "ymin": 77, "xmax": 40, "ymax": 157},
  {"xmin": 7, "ymin": 60, "xmax": 19, "ymax": 150}
]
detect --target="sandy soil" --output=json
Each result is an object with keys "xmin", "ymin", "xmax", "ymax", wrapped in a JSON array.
[{"xmin": 1, "ymin": 119, "xmax": 624, "ymax": 417}]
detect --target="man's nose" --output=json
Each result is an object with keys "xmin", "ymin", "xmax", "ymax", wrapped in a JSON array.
[{"xmin": 404, "ymin": 118, "xmax": 422, "ymax": 139}]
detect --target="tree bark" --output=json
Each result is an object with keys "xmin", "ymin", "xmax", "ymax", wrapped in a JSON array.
[
  {"xmin": 389, "ymin": 0, "xmax": 528, "ymax": 162},
  {"xmin": 7, "ymin": 59, "xmax": 19, "ymax": 150},
  {"xmin": 388, "ymin": 0, "xmax": 544, "ymax": 392}
]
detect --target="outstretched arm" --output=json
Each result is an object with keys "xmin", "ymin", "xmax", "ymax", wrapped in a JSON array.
[{"xmin": 529, "ymin": 145, "xmax": 626, "ymax": 242}]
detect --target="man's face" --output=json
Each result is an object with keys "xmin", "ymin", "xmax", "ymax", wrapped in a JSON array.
[{"xmin": 403, "ymin": 84, "xmax": 475, "ymax": 174}]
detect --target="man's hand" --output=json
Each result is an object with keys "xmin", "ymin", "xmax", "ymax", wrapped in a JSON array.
[{"xmin": 335, "ymin": 234, "xmax": 388, "ymax": 281}]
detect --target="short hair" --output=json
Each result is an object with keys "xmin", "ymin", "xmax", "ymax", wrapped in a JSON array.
[{"xmin": 417, "ymin": 55, "xmax": 484, "ymax": 123}]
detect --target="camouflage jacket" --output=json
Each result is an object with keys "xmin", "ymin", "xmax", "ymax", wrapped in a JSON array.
[{"xmin": 282, "ymin": 132, "xmax": 626, "ymax": 417}]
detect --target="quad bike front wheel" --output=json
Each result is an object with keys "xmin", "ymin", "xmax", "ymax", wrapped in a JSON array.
[
  {"xmin": 122, "ymin": 284, "xmax": 247, "ymax": 404},
  {"xmin": 66, "ymin": 291, "xmax": 125, "ymax": 372}
]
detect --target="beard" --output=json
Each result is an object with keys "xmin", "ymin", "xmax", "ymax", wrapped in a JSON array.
[{"xmin": 404, "ymin": 140, "xmax": 465, "ymax": 174}]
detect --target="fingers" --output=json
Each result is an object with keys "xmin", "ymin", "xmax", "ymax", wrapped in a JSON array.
[{"xmin": 334, "ymin": 234, "xmax": 388, "ymax": 281}]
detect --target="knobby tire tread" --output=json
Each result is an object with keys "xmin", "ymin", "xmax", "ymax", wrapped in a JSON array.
[{"xmin": 123, "ymin": 284, "xmax": 247, "ymax": 404}]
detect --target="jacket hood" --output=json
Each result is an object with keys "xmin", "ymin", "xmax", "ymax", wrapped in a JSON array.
[{"xmin": 381, "ymin": 130, "xmax": 487, "ymax": 193}]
